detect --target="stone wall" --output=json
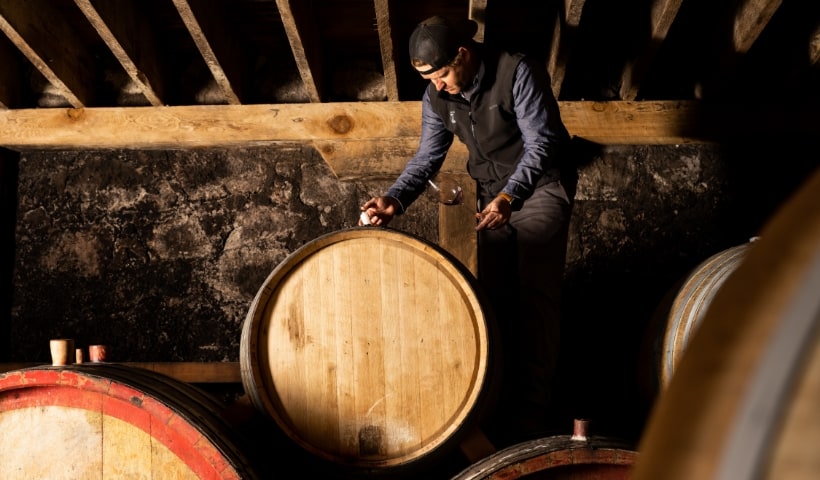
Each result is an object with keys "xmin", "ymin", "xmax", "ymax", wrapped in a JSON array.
[
  {"xmin": 5, "ymin": 138, "xmax": 816, "ymax": 441},
  {"xmin": 9, "ymin": 145, "xmax": 437, "ymax": 363}
]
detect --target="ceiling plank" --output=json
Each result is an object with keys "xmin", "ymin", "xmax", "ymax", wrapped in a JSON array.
[
  {"xmin": 547, "ymin": 0, "xmax": 586, "ymax": 99},
  {"xmin": 74, "ymin": 0, "xmax": 165, "ymax": 106},
  {"xmin": 275, "ymin": 0, "xmax": 323, "ymax": 103},
  {"xmin": 172, "ymin": 0, "xmax": 241, "ymax": 104},
  {"xmin": 0, "ymin": 101, "xmax": 815, "ymax": 152},
  {"xmin": 620, "ymin": 0, "xmax": 684, "ymax": 101},
  {"xmin": 0, "ymin": 1, "xmax": 97, "ymax": 107},
  {"xmin": 373, "ymin": 0, "xmax": 399, "ymax": 101},
  {"xmin": 469, "ymin": 0, "xmax": 487, "ymax": 42},
  {"xmin": 702, "ymin": 0, "xmax": 783, "ymax": 99},
  {"xmin": 0, "ymin": 33, "xmax": 20, "ymax": 109},
  {"xmin": 733, "ymin": 0, "xmax": 783, "ymax": 54}
]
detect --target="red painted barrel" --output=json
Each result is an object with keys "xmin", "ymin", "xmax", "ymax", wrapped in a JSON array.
[
  {"xmin": 0, "ymin": 363, "xmax": 262, "ymax": 479},
  {"xmin": 452, "ymin": 420, "xmax": 637, "ymax": 479},
  {"xmin": 240, "ymin": 227, "xmax": 499, "ymax": 478}
]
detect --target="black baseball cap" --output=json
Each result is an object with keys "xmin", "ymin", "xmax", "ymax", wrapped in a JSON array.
[{"xmin": 409, "ymin": 16, "xmax": 478, "ymax": 75}]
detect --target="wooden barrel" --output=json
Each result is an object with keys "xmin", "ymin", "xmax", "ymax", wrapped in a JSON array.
[
  {"xmin": 240, "ymin": 227, "xmax": 497, "ymax": 477},
  {"xmin": 640, "ymin": 239, "xmax": 756, "ymax": 396},
  {"xmin": 0, "ymin": 363, "xmax": 262, "ymax": 479},
  {"xmin": 633, "ymin": 167, "xmax": 820, "ymax": 479},
  {"xmin": 452, "ymin": 420, "xmax": 637, "ymax": 479}
]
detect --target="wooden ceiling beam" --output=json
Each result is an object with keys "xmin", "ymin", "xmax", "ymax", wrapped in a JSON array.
[
  {"xmin": 374, "ymin": 0, "xmax": 399, "ymax": 102},
  {"xmin": 620, "ymin": 0, "xmax": 684, "ymax": 101},
  {"xmin": 733, "ymin": 0, "xmax": 782, "ymax": 54},
  {"xmin": 276, "ymin": 0, "xmax": 323, "ymax": 103},
  {"xmin": 172, "ymin": 0, "xmax": 242, "ymax": 105},
  {"xmin": 74, "ymin": 0, "xmax": 166, "ymax": 106},
  {"xmin": 0, "ymin": 100, "xmax": 815, "ymax": 153},
  {"xmin": 0, "ymin": 1, "xmax": 98, "ymax": 107},
  {"xmin": 700, "ymin": 0, "xmax": 782, "ymax": 99},
  {"xmin": 469, "ymin": 0, "xmax": 487, "ymax": 42},
  {"xmin": 547, "ymin": 0, "xmax": 586, "ymax": 99}
]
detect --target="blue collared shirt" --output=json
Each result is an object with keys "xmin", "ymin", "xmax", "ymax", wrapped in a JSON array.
[{"xmin": 386, "ymin": 57, "xmax": 565, "ymax": 213}]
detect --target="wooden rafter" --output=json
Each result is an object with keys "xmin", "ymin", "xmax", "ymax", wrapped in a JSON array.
[
  {"xmin": 276, "ymin": 0, "xmax": 323, "ymax": 103},
  {"xmin": 74, "ymin": 0, "xmax": 166, "ymax": 106},
  {"xmin": 0, "ymin": 1, "xmax": 96, "ymax": 107},
  {"xmin": 620, "ymin": 0, "xmax": 684, "ymax": 101},
  {"xmin": 469, "ymin": 0, "xmax": 487, "ymax": 42},
  {"xmin": 733, "ymin": 0, "xmax": 783, "ymax": 54},
  {"xmin": 547, "ymin": 0, "xmax": 586, "ymax": 99},
  {"xmin": 172, "ymin": 0, "xmax": 242, "ymax": 104},
  {"xmin": 374, "ymin": 0, "xmax": 399, "ymax": 101}
]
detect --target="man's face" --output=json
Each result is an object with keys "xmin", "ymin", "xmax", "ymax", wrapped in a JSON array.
[{"xmin": 416, "ymin": 48, "xmax": 468, "ymax": 94}]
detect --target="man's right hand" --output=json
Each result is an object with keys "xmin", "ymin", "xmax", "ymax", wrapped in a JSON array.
[{"xmin": 359, "ymin": 196, "xmax": 401, "ymax": 226}]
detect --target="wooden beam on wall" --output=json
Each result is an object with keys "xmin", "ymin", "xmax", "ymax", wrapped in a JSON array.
[
  {"xmin": 1, "ymin": 101, "xmax": 815, "ymax": 153},
  {"xmin": 438, "ymin": 173, "xmax": 478, "ymax": 276},
  {"xmin": 314, "ymin": 138, "xmax": 468, "ymax": 180}
]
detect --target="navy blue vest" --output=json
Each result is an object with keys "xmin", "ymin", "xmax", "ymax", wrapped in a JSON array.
[{"xmin": 427, "ymin": 47, "xmax": 569, "ymax": 197}]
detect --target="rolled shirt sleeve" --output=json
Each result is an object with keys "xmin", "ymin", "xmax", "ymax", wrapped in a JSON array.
[{"xmin": 385, "ymin": 89, "xmax": 454, "ymax": 213}]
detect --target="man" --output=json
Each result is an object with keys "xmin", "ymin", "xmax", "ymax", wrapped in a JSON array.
[{"xmin": 360, "ymin": 15, "xmax": 577, "ymax": 444}]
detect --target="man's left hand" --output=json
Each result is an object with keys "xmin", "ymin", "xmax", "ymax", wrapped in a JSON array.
[{"xmin": 475, "ymin": 195, "xmax": 512, "ymax": 231}]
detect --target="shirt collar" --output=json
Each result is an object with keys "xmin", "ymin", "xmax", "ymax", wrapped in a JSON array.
[{"xmin": 460, "ymin": 61, "xmax": 483, "ymax": 101}]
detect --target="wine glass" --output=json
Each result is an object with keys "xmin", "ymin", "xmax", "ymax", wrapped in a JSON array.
[{"xmin": 427, "ymin": 174, "xmax": 464, "ymax": 205}]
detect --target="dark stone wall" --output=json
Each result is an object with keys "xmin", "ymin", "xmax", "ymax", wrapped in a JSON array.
[
  {"xmin": 9, "ymin": 146, "xmax": 437, "ymax": 363},
  {"xmin": 5, "ymin": 138, "xmax": 817, "ymax": 444},
  {"xmin": 555, "ymin": 140, "xmax": 817, "ymax": 439}
]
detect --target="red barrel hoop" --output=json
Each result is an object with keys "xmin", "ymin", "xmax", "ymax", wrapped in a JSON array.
[{"xmin": 0, "ymin": 364, "xmax": 262, "ymax": 479}]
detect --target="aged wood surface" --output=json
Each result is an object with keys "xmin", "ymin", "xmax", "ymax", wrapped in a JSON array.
[
  {"xmin": 547, "ymin": 0, "xmax": 586, "ymax": 98},
  {"xmin": 438, "ymin": 172, "xmax": 478, "ymax": 276},
  {"xmin": 1, "ymin": 101, "xmax": 813, "ymax": 152},
  {"xmin": 73, "ymin": 0, "xmax": 166, "ymax": 106},
  {"xmin": 240, "ymin": 228, "xmax": 490, "ymax": 469},
  {"xmin": 0, "ymin": 1, "xmax": 94, "ymax": 107},
  {"xmin": 0, "ymin": 366, "xmax": 251, "ymax": 479},
  {"xmin": 374, "ymin": 0, "xmax": 399, "ymax": 102},
  {"xmin": 619, "ymin": 0, "xmax": 683, "ymax": 100},
  {"xmin": 276, "ymin": 0, "xmax": 322, "ymax": 103},
  {"xmin": 173, "ymin": 0, "xmax": 241, "ymax": 105}
]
